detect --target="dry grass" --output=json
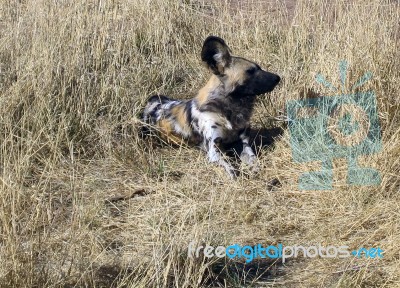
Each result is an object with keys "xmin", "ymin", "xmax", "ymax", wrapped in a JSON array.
[{"xmin": 0, "ymin": 0, "xmax": 399, "ymax": 287}]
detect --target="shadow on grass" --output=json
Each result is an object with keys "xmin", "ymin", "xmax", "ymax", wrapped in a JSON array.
[
  {"xmin": 205, "ymin": 258, "xmax": 287, "ymax": 287},
  {"xmin": 77, "ymin": 257, "xmax": 287, "ymax": 288},
  {"xmin": 225, "ymin": 126, "xmax": 285, "ymax": 155}
]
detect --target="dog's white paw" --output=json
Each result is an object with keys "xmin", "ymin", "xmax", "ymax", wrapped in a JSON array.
[{"xmin": 240, "ymin": 154, "xmax": 260, "ymax": 174}]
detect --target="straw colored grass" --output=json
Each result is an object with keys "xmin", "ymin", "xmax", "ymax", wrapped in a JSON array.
[{"xmin": 0, "ymin": 0, "xmax": 399, "ymax": 287}]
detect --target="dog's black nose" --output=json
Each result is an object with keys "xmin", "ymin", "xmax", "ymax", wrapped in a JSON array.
[{"xmin": 275, "ymin": 75, "xmax": 281, "ymax": 84}]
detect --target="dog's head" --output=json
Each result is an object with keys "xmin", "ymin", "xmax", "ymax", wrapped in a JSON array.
[{"xmin": 201, "ymin": 36, "xmax": 280, "ymax": 97}]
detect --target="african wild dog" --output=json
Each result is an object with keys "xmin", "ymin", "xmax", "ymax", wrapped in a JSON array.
[{"xmin": 142, "ymin": 36, "xmax": 280, "ymax": 177}]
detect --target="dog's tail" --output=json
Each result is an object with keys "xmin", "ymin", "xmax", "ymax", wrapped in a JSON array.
[{"xmin": 140, "ymin": 94, "xmax": 172, "ymax": 137}]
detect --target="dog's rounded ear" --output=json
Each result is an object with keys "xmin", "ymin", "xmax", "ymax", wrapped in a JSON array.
[{"xmin": 201, "ymin": 36, "xmax": 232, "ymax": 75}]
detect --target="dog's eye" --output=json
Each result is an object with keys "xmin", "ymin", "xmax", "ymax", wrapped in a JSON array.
[{"xmin": 246, "ymin": 67, "xmax": 258, "ymax": 75}]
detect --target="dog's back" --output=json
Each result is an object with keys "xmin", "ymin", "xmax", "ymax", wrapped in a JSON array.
[{"xmin": 142, "ymin": 95, "xmax": 200, "ymax": 145}]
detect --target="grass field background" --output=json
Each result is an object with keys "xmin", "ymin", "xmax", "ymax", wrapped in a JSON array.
[{"xmin": 1, "ymin": 0, "xmax": 399, "ymax": 287}]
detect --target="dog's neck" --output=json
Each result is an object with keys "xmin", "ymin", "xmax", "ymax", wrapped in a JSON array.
[
  {"xmin": 196, "ymin": 75, "xmax": 256, "ymax": 104},
  {"xmin": 195, "ymin": 75, "xmax": 223, "ymax": 106},
  {"xmin": 195, "ymin": 75, "xmax": 256, "ymax": 129}
]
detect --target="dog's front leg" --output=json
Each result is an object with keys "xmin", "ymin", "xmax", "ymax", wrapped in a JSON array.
[
  {"xmin": 239, "ymin": 130, "xmax": 259, "ymax": 171},
  {"xmin": 205, "ymin": 135, "xmax": 236, "ymax": 179}
]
